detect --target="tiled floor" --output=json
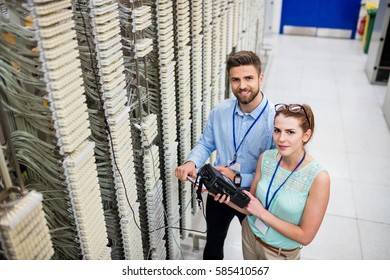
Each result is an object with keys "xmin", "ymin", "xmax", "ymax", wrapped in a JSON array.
[{"xmin": 180, "ymin": 34, "xmax": 390, "ymax": 260}]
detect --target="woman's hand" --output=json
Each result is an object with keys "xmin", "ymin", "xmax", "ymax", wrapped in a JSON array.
[
  {"xmin": 210, "ymin": 192, "xmax": 231, "ymax": 204},
  {"xmin": 209, "ymin": 191, "xmax": 252, "ymax": 216},
  {"xmin": 243, "ymin": 190, "xmax": 266, "ymax": 218}
]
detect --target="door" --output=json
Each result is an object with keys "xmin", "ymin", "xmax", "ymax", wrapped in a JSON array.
[{"xmin": 280, "ymin": 0, "xmax": 362, "ymax": 39}]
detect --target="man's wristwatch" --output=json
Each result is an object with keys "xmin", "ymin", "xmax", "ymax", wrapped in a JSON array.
[{"xmin": 233, "ymin": 172, "xmax": 242, "ymax": 188}]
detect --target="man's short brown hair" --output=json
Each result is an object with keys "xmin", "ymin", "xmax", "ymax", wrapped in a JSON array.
[{"xmin": 226, "ymin": 51, "xmax": 262, "ymax": 75}]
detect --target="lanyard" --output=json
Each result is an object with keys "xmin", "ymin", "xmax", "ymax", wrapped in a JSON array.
[
  {"xmin": 265, "ymin": 151, "xmax": 306, "ymax": 210},
  {"xmin": 229, "ymin": 99, "xmax": 269, "ymax": 166}
]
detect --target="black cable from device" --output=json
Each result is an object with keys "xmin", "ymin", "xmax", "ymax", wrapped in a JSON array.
[{"xmin": 76, "ymin": 0, "xmax": 141, "ymax": 231}]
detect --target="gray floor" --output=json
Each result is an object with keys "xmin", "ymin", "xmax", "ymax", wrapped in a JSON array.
[{"xmin": 180, "ymin": 34, "xmax": 390, "ymax": 260}]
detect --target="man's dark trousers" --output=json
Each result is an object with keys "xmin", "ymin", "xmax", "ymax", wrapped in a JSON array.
[{"xmin": 203, "ymin": 194, "xmax": 246, "ymax": 260}]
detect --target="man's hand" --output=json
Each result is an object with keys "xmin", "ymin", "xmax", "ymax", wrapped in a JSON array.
[
  {"xmin": 214, "ymin": 165, "xmax": 236, "ymax": 182},
  {"xmin": 175, "ymin": 161, "xmax": 197, "ymax": 181}
]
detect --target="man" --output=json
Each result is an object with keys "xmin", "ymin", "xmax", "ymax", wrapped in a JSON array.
[{"xmin": 175, "ymin": 50, "xmax": 275, "ymax": 259}]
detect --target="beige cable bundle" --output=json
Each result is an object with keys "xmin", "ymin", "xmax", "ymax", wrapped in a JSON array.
[
  {"xmin": 0, "ymin": 109, "xmax": 54, "ymax": 260},
  {"xmin": 0, "ymin": 189, "xmax": 54, "ymax": 260}
]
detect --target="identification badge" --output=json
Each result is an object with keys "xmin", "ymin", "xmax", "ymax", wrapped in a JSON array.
[
  {"xmin": 227, "ymin": 160, "xmax": 241, "ymax": 173},
  {"xmin": 255, "ymin": 218, "xmax": 269, "ymax": 236}
]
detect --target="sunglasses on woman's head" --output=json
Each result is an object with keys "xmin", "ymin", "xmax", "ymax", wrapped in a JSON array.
[{"xmin": 274, "ymin": 103, "xmax": 311, "ymax": 128}]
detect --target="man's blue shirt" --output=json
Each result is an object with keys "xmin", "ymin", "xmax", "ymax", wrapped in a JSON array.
[{"xmin": 187, "ymin": 95, "xmax": 275, "ymax": 189}]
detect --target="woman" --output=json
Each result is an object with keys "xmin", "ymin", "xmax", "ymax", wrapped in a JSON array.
[{"xmin": 214, "ymin": 103, "xmax": 330, "ymax": 260}]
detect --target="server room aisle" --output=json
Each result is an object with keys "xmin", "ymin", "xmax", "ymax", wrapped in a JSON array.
[{"xmin": 180, "ymin": 34, "xmax": 390, "ymax": 260}]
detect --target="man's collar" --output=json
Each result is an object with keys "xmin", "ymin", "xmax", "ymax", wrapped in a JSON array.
[{"xmin": 235, "ymin": 91, "xmax": 267, "ymax": 118}]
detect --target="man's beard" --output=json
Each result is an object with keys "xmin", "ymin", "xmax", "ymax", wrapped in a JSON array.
[{"xmin": 235, "ymin": 89, "xmax": 259, "ymax": 105}]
